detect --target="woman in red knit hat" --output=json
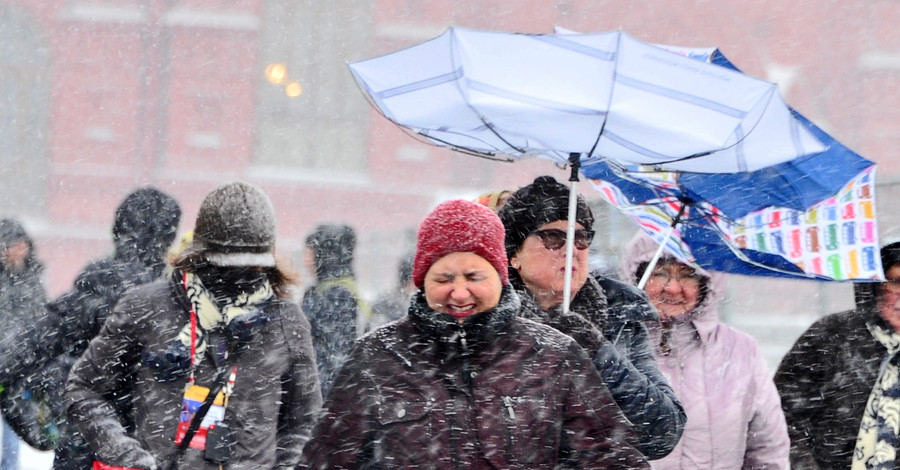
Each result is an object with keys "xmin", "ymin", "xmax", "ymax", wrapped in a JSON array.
[{"xmin": 300, "ymin": 199, "xmax": 647, "ymax": 469}]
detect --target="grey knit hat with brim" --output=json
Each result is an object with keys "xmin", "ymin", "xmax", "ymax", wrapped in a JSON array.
[
  {"xmin": 188, "ymin": 181, "xmax": 277, "ymax": 267},
  {"xmin": 498, "ymin": 175, "xmax": 595, "ymax": 259}
]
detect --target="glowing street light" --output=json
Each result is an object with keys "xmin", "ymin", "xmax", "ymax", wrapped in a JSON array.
[
  {"xmin": 265, "ymin": 63, "xmax": 287, "ymax": 85},
  {"xmin": 285, "ymin": 81, "xmax": 302, "ymax": 98}
]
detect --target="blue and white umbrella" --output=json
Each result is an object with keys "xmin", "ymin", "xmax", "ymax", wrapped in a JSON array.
[
  {"xmin": 348, "ymin": 27, "xmax": 837, "ymax": 310},
  {"xmin": 573, "ymin": 36, "xmax": 881, "ymax": 284}
]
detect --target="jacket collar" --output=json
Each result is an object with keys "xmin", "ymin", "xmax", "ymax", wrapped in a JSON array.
[
  {"xmin": 512, "ymin": 275, "xmax": 609, "ymax": 328},
  {"xmin": 407, "ymin": 285, "xmax": 520, "ymax": 348}
]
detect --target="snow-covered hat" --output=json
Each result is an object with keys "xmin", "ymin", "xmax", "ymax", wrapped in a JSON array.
[
  {"xmin": 498, "ymin": 175, "xmax": 594, "ymax": 259},
  {"xmin": 191, "ymin": 181, "xmax": 277, "ymax": 267},
  {"xmin": 413, "ymin": 199, "xmax": 508, "ymax": 288}
]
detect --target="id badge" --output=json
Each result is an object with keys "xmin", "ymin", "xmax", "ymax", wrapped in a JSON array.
[{"xmin": 174, "ymin": 384, "xmax": 226, "ymax": 450}]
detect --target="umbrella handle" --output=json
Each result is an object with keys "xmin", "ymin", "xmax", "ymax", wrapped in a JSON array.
[
  {"xmin": 562, "ymin": 179, "xmax": 579, "ymax": 315},
  {"xmin": 637, "ymin": 202, "xmax": 687, "ymax": 290},
  {"xmin": 563, "ymin": 154, "xmax": 581, "ymax": 314},
  {"xmin": 637, "ymin": 225, "xmax": 675, "ymax": 290}
]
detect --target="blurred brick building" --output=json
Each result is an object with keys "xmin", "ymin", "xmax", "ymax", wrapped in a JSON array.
[{"xmin": 1, "ymin": 1, "xmax": 898, "ymax": 365}]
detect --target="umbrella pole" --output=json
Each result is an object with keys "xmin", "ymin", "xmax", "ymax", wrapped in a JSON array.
[
  {"xmin": 637, "ymin": 202, "xmax": 688, "ymax": 290},
  {"xmin": 563, "ymin": 153, "xmax": 581, "ymax": 314}
]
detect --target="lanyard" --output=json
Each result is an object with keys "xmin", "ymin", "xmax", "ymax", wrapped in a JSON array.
[{"xmin": 181, "ymin": 272, "xmax": 238, "ymax": 392}]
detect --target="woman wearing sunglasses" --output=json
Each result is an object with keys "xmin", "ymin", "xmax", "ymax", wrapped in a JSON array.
[{"xmin": 498, "ymin": 176, "xmax": 686, "ymax": 460}]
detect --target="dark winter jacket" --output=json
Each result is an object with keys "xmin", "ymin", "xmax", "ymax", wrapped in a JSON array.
[
  {"xmin": 32, "ymin": 256, "xmax": 167, "ymax": 469},
  {"xmin": 300, "ymin": 286, "xmax": 648, "ymax": 469},
  {"xmin": 66, "ymin": 273, "xmax": 323, "ymax": 469},
  {"xmin": 774, "ymin": 307, "xmax": 883, "ymax": 469},
  {"xmin": 0, "ymin": 187, "xmax": 180, "ymax": 470},
  {"xmin": 0, "ymin": 245, "xmax": 56, "ymax": 450},
  {"xmin": 303, "ymin": 224, "xmax": 365, "ymax": 398},
  {"xmin": 302, "ymin": 278, "xmax": 361, "ymax": 398},
  {"xmin": 512, "ymin": 275, "xmax": 686, "ymax": 459}
]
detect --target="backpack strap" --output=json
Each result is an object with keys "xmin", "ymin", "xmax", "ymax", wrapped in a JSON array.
[{"xmin": 317, "ymin": 277, "xmax": 372, "ymax": 324}]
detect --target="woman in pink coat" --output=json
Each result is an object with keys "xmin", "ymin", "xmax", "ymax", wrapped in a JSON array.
[{"xmin": 620, "ymin": 232, "xmax": 789, "ymax": 469}]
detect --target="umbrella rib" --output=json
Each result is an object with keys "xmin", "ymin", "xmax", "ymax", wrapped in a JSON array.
[
  {"xmin": 616, "ymin": 74, "xmax": 747, "ymax": 119},
  {"xmin": 378, "ymin": 68, "xmax": 464, "ymax": 99},
  {"xmin": 467, "ymin": 80, "xmax": 606, "ymax": 116}
]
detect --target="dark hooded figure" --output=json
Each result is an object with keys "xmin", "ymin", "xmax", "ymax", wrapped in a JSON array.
[
  {"xmin": 0, "ymin": 219, "xmax": 52, "ymax": 455},
  {"xmin": 66, "ymin": 181, "xmax": 322, "ymax": 469},
  {"xmin": 302, "ymin": 223, "xmax": 367, "ymax": 397},
  {"xmin": 775, "ymin": 241, "xmax": 900, "ymax": 469},
  {"xmin": 497, "ymin": 175, "xmax": 686, "ymax": 459},
  {"xmin": 0, "ymin": 187, "xmax": 182, "ymax": 470}
]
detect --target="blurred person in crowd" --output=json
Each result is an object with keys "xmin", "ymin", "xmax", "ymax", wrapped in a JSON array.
[
  {"xmin": 166, "ymin": 230, "xmax": 194, "ymax": 267},
  {"xmin": 300, "ymin": 199, "xmax": 647, "ymax": 469},
  {"xmin": 475, "ymin": 188, "xmax": 513, "ymax": 212},
  {"xmin": 498, "ymin": 175, "xmax": 685, "ymax": 459},
  {"xmin": 66, "ymin": 181, "xmax": 322, "ymax": 469},
  {"xmin": 302, "ymin": 223, "xmax": 369, "ymax": 397},
  {"xmin": 622, "ymin": 231, "xmax": 789, "ymax": 469},
  {"xmin": 775, "ymin": 241, "xmax": 900, "ymax": 469},
  {"xmin": 0, "ymin": 187, "xmax": 182, "ymax": 470},
  {"xmin": 0, "ymin": 219, "xmax": 49, "ymax": 469},
  {"xmin": 367, "ymin": 253, "xmax": 414, "ymax": 330}
]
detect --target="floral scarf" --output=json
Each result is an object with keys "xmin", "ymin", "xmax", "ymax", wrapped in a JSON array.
[{"xmin": 852, "ymin": 321, "xmax": 900, "ymax": 469}]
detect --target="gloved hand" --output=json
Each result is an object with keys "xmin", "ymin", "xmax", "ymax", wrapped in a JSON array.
[
  {"xmin": 544, "ymin": 310, "xmax": 608, "ymax": 352},
  {"xmin": 141, "ymin": 341, "xmax": 191, "ymax": 382}
]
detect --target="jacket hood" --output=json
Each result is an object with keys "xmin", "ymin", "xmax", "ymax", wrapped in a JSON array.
[
  {"xmin": 306, "ymin": 224, "xmax": 355, "ymax": 281},
  {"xmin": 0, "ymin": 219, "xmax": 43, "ymax": 276},
  {"xmin": 619, "ymin": 231, "xmax": 726, "ymax": 342},
  {"xmin": 113, "ymin": 187, "xmax": 181, "ymax": 270}
]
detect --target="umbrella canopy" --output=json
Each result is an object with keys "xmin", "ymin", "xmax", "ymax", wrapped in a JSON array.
[
  {"xmin": 347, "ymin": 27, "xmax": 841, "ymax": 310},
  {"xmin": 577, "ymin": 39, "xmax": 882, "ymax": 283},
  {"xmin": 348, "ymin": 27, "xmax": 826, "ymax": 172}
]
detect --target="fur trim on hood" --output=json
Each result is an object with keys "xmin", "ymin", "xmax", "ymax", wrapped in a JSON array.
[{"xmin": 619, "ymin": 231, "xmax": 727, "ymax": 343}]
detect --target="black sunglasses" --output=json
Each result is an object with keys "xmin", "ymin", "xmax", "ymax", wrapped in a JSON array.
[{"xmin": 530, "ymin": 228, "xmax": 595, "ymax": 251}]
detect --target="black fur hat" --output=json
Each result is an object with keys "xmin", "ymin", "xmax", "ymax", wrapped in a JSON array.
[{"xmin": 497, "ymin": 175, "xmax": 594, "ymax": 259}]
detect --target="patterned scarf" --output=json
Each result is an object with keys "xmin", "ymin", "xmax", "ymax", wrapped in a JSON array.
[
  {"xmin": 852, "ymin": 321, "xmax": 900, "ymax": 469},
  {"xmin": 179, "ymin": 271, "xmax": 273, "ymax": 365}
]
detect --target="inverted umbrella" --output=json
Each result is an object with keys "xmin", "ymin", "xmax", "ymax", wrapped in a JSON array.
[
  {"xmin": 349, "ymin": 27, "xmax": 825, "ymax": 171},
  {"xmin": 348, "ymin": 27, "xmax": 828, "ymax": 311},
  {"xmin": 574, "ymin": 38, "xmax": 882, "ymax": 284}
]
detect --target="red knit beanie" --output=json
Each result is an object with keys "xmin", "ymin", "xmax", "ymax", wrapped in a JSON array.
[{"xmin": 413, "ymin": 199, "xmax": 509, "ymax": 288}]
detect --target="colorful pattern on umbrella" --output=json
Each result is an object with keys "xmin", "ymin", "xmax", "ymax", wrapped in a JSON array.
[{"xmin": 590, "ymin": 166, "xmax": 882, "ymax": 281}]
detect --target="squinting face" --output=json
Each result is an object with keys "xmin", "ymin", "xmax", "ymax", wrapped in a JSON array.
[
  {"xmin": 510, "ymin": 220, "xmax": 589, "ymax": 310},
  {"xmin": 643, "ymin": 262, "xmax": 703, "ymax": 321},
  {"xmin": 424, "ymin": 252, "xmax": 502, "ymax": 323},
  {"xmin": 879, "ymin": 265, "xmax": 900, "ymax": 332}
]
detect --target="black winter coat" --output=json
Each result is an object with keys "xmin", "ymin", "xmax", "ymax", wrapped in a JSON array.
[
  {"xmin": 774, "ymin": 307, "xmax": 883, "ymax": 469},
  {"xmin": 512, "ymin": 275, "xmax": 686, "ymax": 460},
  {"xmin": 23, "ymin": 256, "xmax": 164, "ymax": 469},
  {"xmin": 66, "ymin": 274, "xmax": 323, "ymax": 469},
  {"xmin": 300, "ymin": 286, "xmax": 648, "ymax": 469},
  {"xmin": 302, "ymin": 278, "xmax": 361, "ymax": 398},
  {"xmin": 0, "ymin": 254, "xmax": 56, "ymax": 450}
]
